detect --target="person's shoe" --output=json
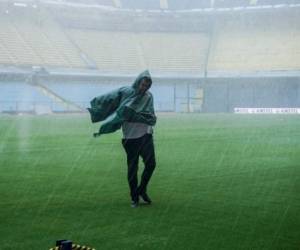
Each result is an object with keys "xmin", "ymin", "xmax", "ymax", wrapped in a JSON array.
[
  {"xmin": 131, "ymin": 199, "xmax": 139, "ymax": 208},
  {"xmin": 139, "ymin": 192, "xmax": 152, "ymax": 204}
]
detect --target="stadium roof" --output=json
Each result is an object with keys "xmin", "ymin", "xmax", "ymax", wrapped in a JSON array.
[
  {"xmin": 4, "ymin": 0, "xmax": 300, "ymax": 12},
  {"xmin": 46, "ymin": 0, "xmax": 300, "ymax": 10}
]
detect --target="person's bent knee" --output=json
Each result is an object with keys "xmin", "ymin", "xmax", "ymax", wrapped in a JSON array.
[{"xmin": 146, "ymin": 160, "xmax": 156, "ymax": 171}]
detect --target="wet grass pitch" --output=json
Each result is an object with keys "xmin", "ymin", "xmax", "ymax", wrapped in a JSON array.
[{"xmin": 0, "ymin": 113, "xmax": 299, "ymax": 249}]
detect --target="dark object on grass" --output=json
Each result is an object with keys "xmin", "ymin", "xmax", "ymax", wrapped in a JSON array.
[
  {"xmin": 50, "ymin": 240, "xmax": 96, "ymax": 250},
  {"xmin": 55, "ymin": 240, "xmax": 72, "ymax": 250}
]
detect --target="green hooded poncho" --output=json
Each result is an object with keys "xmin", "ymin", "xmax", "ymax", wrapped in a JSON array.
[{"xmin": 88, "ymin": 70, "xmax": 156, "ymax": 137}]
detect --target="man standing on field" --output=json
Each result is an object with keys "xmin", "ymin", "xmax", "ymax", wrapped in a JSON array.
[{"xmin": 88, "ymin": 70, "xmax": 157, "ymax": 208}]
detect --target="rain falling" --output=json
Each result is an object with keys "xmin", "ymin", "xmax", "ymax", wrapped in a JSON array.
[{"xmin": 0, "ymin": 0, "xmax": 299, "ymax": 249}]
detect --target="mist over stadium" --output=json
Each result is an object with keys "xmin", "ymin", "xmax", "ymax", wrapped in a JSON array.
[{"xmin": 0, "ymin": 0, "xmax": 299, "ymax": 249}]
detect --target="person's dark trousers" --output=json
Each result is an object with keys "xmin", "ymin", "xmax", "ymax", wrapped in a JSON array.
[{"xmin": 122, "ymin": 134, "xmax": 156, "ymax": 201}]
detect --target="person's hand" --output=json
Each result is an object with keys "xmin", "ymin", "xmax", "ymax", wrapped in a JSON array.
[
  {"xmin": 123, "ymin": 107, "xmax": 135, "ymax": 119},
  {"xmin": 140, "ymin": 112, "xmax": 155, "ymax": 119},
  {"xmin": 93, "ymin": 133, "xmax": 100, "ymax": 138}
]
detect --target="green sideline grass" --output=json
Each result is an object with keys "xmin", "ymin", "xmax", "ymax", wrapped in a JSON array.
[{"xmin": 0, "ymin": 113, "xmax": 299, "ymax": 250}]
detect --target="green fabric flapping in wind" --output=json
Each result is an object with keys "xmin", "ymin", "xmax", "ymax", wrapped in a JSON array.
[{"xmin": 88, "ymin": 70, "xmax": 156, "ymax": 137}]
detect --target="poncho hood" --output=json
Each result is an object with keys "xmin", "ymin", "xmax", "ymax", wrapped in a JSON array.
[
  {"xmin": 88, "ymin": 70, "xmax": 156, "ymax": 137},
  {"xmin": 132, "ymin": 69, "xmax": 152, "ymax": 90}
]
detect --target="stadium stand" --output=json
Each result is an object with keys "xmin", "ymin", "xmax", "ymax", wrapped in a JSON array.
[
  {"xmin": 0, "ymin": 14, "xmax": 42, "ymax": 66},
  {"xmin": 208, "ymin": 11, "xmax": 300, "ymax": 72},
  {"xmin": 0, "ymin": 1, "xmax": 299, "ymax": 113},
  {"xmin": 0, "ymin": 32, "xmax": 17, "ymax": 65},
  {"xmin": 1, "ymin": 1, "xmax": 298, "ymax": 75},
  {"xmin": 67, "ymin": 30, "xmax": 208, "ymax": 74},
  {"xmin": 137, "ymin": 32, "xmax": 208, "ymax": 74},
  {"xmin": 67, "ymin": 30, "xmax": 143, "ymax": 73},
  {"xmin": 0, "ymin": 6, "xmax": 85, "ymax": 68}
]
